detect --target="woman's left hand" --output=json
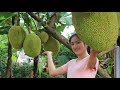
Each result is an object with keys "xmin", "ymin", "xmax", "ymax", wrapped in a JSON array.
[{"xmin": 90, "ymin": 49, "xmax": 101, "ymax": 55}]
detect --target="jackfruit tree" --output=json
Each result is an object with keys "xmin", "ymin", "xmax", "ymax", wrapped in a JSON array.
[
  {"xmin": 72, "ymin": 12, "xmax": 118, "ymax": 51},
  {"xmin": 0, "ymin": 12, "xmax": 118, "ymax": 78},
  {"xmin": 0, "ymin": 12, "xmax": 71, "ymax": 78}
]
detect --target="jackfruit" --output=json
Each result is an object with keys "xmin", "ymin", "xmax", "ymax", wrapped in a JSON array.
[
  {"xmin": 72, "ymin": 12, "xmax": 118, "ymax": 51},
  {"xmin": 37, "ymin": 31, "xmax": 49, "ymax": 43},
  {"xmin": 43, "ymin": 36, "xmax": 60, "ymax": 56},
  {"xmin": 8, "ymin": 25, "xmax": 26, "ymax": 49},
  {"xmin": 117, "ymin": 12, "xmax": 120, "ymax": 36},
  {"xmin": 23, "ymin": 33, "xmax": 41, "ymax": 57},
  {"xmin": 119, "ymin": 29, "xmax": 120, "ymax": 36}
]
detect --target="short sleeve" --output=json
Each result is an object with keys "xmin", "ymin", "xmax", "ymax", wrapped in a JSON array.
[{"xmin": 61, "ymin": 61, "xmax": 69, "ymax": 73}]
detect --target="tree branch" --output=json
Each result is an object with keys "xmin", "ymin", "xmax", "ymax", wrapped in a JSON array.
[
  {"xmin": 6, "ymin": 40, "xmax": 13, "ymax": 78},
  {"xmin": 48, "ymin": 12, "xmax": 59, "ymax": 28},
  {"xmin": 98, "ymin": 65, "xmax": 111, "ymax": 78},
  {"xmin": 27, "ymin": 12, "xmax": 71, "ymax": 50}
]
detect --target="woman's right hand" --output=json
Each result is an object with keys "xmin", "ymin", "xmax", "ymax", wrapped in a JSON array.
[{"xmin": 43, "ymin": 51, "xmax": 53, "ymax": 56}]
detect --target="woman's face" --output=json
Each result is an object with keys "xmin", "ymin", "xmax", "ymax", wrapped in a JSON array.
[{"xmin": 70, "ymin": 36, "xmax": 86, "ymax": 56}]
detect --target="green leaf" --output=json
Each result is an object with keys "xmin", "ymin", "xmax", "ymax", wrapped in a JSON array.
[
  {"xmin": 0, "ymin": 12, "xmax": 16, "ymax": 18},
  {"xmin": 56, "ymin": 55, "xmax": 70, "ymax": 67},
  {"xmin": 59, "ymin": 15, "xmax": 72, "ymax": 25},
  {"xmin": 0, "ymin": 16, "xmax": 5, "ymax": 20},
  {"xmin": 46, "ymin": 12, "xmax": 56, "ymax": 20},
  {"xmin": 38, "ymin": 22, "xmax": 43, "ymax": 27},
  {"xmin": 107, "ymin": 66, "xmax": 113, "ymax": 74},
  {"xmin": 56, "ymin": 24, "xmax": 66, "ymax": 32},
  {"xmin": 0, "ymin": 26, "xmax": 11, "ymax": 34},
  {"xmin": 12, "ymin": 55, "xmax": 17, "ymax": 62},
  {"xmin": 0, "ymin": 43, "xmax": 5, "ymax": 48},
  {"xmin": 108, "ymin": 58, "xmax": 114, "ymax": 66},
  {"xmin": 59, "ymin": 12, "xmax": 66, "ymax": 18},
  {"xmin": 21, "ymin": 13, "xmax": 30, "ymax": 25},
  {"xmin": 38, "ymin": 56, "xmax": 47, "ymax": 77},
  {"xmin": 0, "ymin": 12, "xmax": 16, "ymax": 25},
  {"xmin": 97, "ymin": 54, "xmax": 103, "ymax": 60},
  {"xmin": 63, "ymin": 12, "xmax": 72, "ymax": 17}
]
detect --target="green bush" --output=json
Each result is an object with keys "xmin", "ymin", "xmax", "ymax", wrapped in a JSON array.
[{"xmin": 0, "ymin": 59, "xmax": 33, "ymax": 78}]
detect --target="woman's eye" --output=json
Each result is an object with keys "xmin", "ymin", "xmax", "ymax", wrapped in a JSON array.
[
  {"xmin": 76, "ymin": 41, "xmax": 81, "ymax": 44},
  {"xmin": 70, "ymin": 41, "xmax": 81, "ymax": 45}
]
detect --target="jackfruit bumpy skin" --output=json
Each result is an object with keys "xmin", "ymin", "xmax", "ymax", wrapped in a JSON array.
[
  {"xmin": 43, "ymin": 36, "xmax": 60, "ymax": 56},
  {"xmin": 37, "ymin": 31, "xmax": 49, "ymax": 43},
  {"xmin": 119, "ymin": 28, "xmax": 120, "ymax": 36},
  {"xmin": 23, "ymin": 33, "xmax": 41, "ymax": 57},
  {"xmin": 8, "ymin": 25, "xmax": 26, "ymax": 49},
  {"xmin": 117, "ymin": 12, "xmax": 120, "ymax": 36},
  {"xmin": 72, "ymin": 12, "xmax": 119, "ymax": 51},
  {"xmin": 119, "ymin": 29, "xmax": 120, "ymax": 36}
]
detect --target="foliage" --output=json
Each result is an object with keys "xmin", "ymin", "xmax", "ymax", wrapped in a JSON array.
[
  {"xmin": 0, "ymin": 37, "xmax": 76, "ymax": 78},
  {"xmin": 12, "ymin": 63, "xmax": 33, "ymax": 78},
  {"xmin": 0, "ymin": 59, "xmax": 33, "ymax": 78},
  {"xmin": 0, "ymin": 35, "xmax": 8, "ymax": 60},
  {"xmin": 97, "ymin": 50, "xmax": 114, "ymax": 78},
  {"xmin": 38, "ymin": 44, "xmax": 76, "ymax": 78},
  {"xmin": 0, "ymin": 12, "xmax": 16, "ymax": 26},
  {"xmin": 55, "ymin": 44, "xmax": 77, "ymax": 67}
]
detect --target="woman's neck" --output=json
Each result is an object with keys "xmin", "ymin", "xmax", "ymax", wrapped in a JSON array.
[{"xmin": 77, "ymin": 51, "xmax": 89, "ymax": 61}]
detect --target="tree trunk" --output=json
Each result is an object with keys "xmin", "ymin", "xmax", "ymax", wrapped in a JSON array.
[
  {"xmin": 33, "ymin": 56, "xmax": 39, "ymax": 78},
  {"xmin": 6, "ymin": 16, "xmax": 16, "ymax": 78},
  {"xmin": 6, "ymin": 41, "xmax": 12, "ymax": 78}
]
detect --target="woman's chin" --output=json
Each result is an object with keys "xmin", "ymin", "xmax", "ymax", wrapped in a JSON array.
[{"xmin": 74, "ymin": 52, "xmax": 81, "ymax": 55}]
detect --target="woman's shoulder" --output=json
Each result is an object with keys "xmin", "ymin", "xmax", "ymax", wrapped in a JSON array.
[
  {"xmin": 67, "ymin": 58, "xmax": 77, "ymax": 64},
  {"xmin": 70, "ymin": 58, "xmax": 77, "ymax": 61}
]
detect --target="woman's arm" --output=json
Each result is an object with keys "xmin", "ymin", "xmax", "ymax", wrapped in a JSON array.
[
  {"xmin": 87, "ymin": 49, "xmax": 100, "ymax": 70},
  {"xmin": 43, "ymin": 51, "xmax": 67, "ymax": 76}
]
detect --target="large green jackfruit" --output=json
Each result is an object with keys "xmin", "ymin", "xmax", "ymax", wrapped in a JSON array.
[
  {"xmin": 8, "ymin": 25, "xmax": 26, "ymax": 49},
  {"xmin": 72, "ymin": 12, "xmax": 118, "ymax": 51},
  {"xmin": 43, "ymin": 36, "xmax": 60, "ymax": 56},
  {"xmin": 23, "ymin": 33, "xmax": 41, "ymax": 57},
  {"xmin": 37, "ymin": 31, "xmax": 49, "ymax": 43}
]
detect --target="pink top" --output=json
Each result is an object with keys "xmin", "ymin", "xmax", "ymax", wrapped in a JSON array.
[{"xmin": 61, "ymin": 55, "xmax": 99, "ymax": 78}]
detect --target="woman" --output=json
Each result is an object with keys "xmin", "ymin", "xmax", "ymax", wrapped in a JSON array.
[{"xmin": 43, "ymin": 33, "xmax": 99, "ymax": 78}]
